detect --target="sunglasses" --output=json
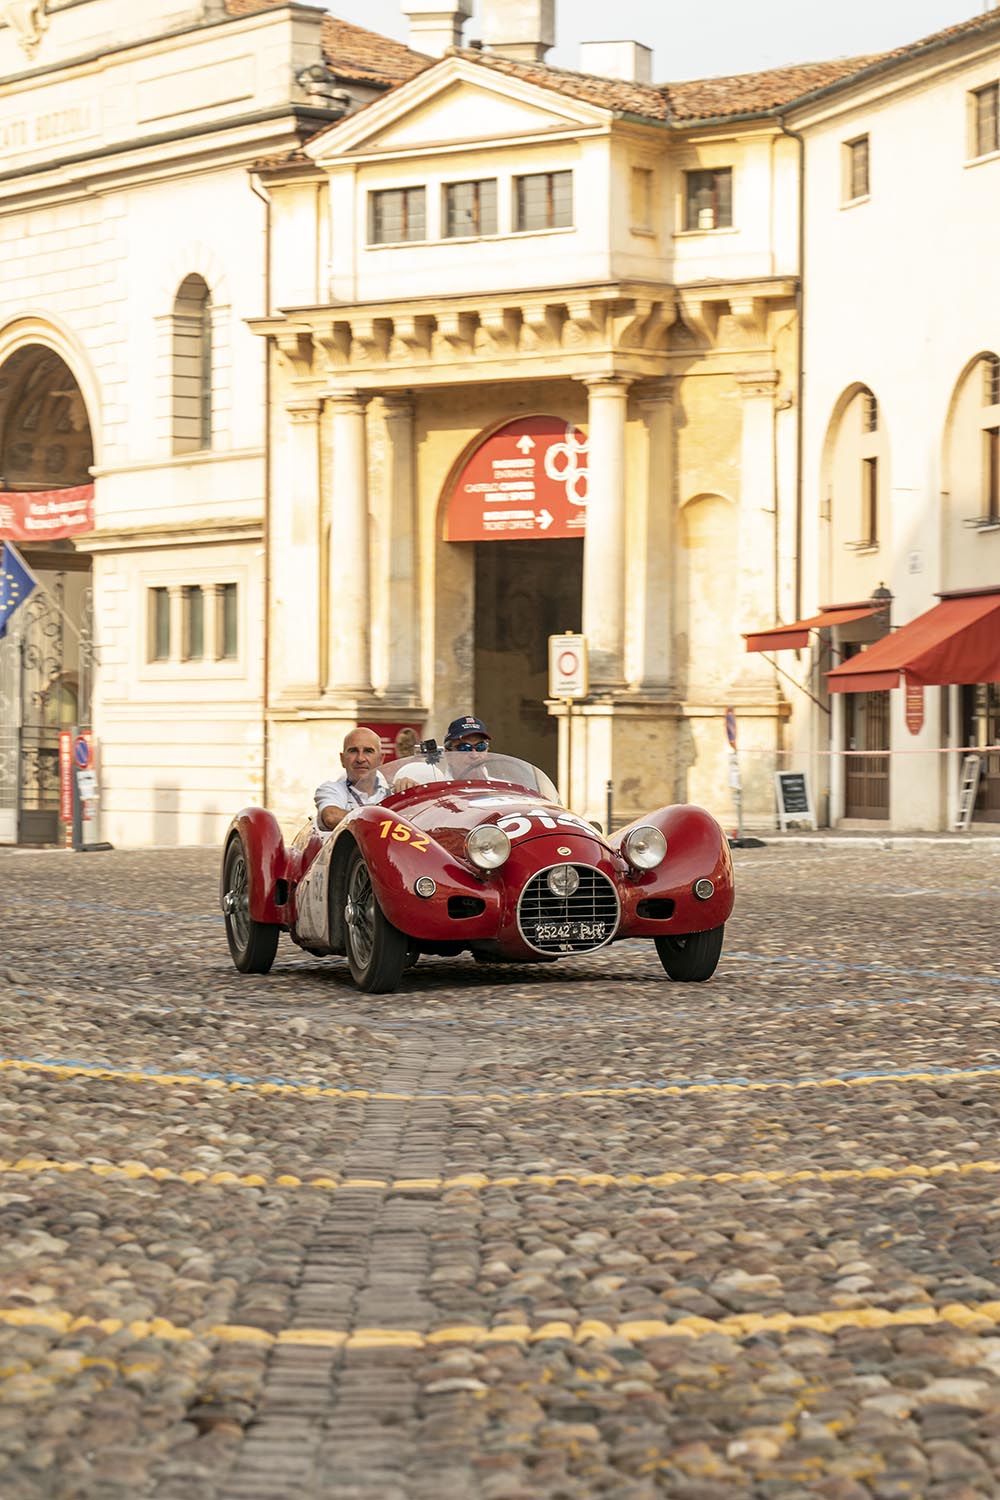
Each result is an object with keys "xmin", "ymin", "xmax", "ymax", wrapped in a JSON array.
[{"xmin": 451, "ymin": 740, "xmax": 490, "ymax": 753}]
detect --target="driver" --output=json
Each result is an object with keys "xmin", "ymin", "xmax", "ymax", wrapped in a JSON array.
[
  {"xmin": 314, "ymin": 726, "xmax": 390, "ymax": 831},
  {"xmin": 393, "ymin": 715, "xmax": 493, "ymax": 792}
]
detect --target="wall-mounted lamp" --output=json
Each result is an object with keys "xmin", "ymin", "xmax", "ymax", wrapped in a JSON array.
[{"xmin": 870, "ymin": 582, "xmax": 893, "ymax": 623}]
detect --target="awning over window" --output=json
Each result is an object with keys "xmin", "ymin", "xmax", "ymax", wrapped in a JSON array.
[
  {"xmin": 826, "ymin": 591, "xmax": 1000, "ymax": 694},
  {"xmin": 744, "ymin": 603, "xmax": 880, "ymax": 654}
]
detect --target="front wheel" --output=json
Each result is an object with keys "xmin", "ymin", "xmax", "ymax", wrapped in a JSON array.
[
  {"xmin": 655, "ymin": 925, "xmax": 724, "ymax": 982},
  {"xmin": 344, "ymin": 846, "xmax": 408, "ymax": 993},
  {"xmin": 223, "ymin": 838, "xmax": 280, "ymax": 974}
]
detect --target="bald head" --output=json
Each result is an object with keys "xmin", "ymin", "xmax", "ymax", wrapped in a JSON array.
[{"xmin": 340, "ymin": 726, "xmax": 383, "ymax": 783}]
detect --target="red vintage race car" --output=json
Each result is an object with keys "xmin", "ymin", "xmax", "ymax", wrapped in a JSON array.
[{"xmin": 221, "ymin": 749, "xmax": 734, "ymax": 993}]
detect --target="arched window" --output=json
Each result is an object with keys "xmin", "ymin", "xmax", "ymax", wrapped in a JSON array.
[{"xmin": 172, "ymin": 275, "xmax": 212, "ymax": 453}]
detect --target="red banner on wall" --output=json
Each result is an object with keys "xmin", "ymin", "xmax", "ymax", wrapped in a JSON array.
[
  {"xmin": 0, "ymin": 484, "xmax": 94, "ymax": 541},
  {"xmin": 446, "ymin": 416, "xmax": 588, "ymax": 542}
]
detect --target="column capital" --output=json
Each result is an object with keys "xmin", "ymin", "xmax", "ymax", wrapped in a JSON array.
[
  {"xmin": 577, "ymin": 374, "xmax": 637, "ymax": 395},
  {"xmin": 380, "ymin": 391, "xmax": 415, "ymax": 419},
  {"xmin": 326, "ymin": 389, "xmax": 371, "ymax": 416},
  {"xmin": 286, "ymin": 399, "xmax": 322, "ymax": 424},
  {"xmin": 634, "ymin": 378, "xmax": 676, "ymax": 409},
  {"xmin": 736, "ymin": 368, "xmax": 781, "ymax": 400}
]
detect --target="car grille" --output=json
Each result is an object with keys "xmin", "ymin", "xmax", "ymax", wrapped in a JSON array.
[{"xmin": 516, "ymin": 865, "xmax": 620, "ymax": 955}]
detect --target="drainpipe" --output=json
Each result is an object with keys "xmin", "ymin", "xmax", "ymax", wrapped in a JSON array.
[
  {"xmin": 777, "ymin": 115, "xmax": 806, "ymax": 625},
  {"xmin": 250, "ymin": 171, "xmax": 272, "ymax": 806}
]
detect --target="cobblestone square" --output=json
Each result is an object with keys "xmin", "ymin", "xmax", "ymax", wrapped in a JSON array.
[{"xmin": 2, "ymin": 841, "xmax": 1000, "ymax": 1498}]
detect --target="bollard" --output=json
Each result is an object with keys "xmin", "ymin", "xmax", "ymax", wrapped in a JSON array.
[{"xmin": 605, "ymin": 779, "xmax": 613, "ymax": 835}]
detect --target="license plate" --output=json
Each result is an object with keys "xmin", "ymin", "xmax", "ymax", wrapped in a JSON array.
[{"xmin": 535, "ymin": 920, "xmax": 608, "ymax": 942}]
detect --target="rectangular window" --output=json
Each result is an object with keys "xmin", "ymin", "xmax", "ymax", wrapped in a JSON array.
[
  {"xmin": 184, "ymin": 585, "xmax": 204, "ymax": 660},
  {"xmin": 845, "ymin": 135, "xmax": 869, "ymax": 201},
  {"xmin": 219, "ymin": 582, "xmax": 238, "ymax": 659},
  {"xmin": 986, "ymin": 427, "xmax": 999, "ymax": 523},
  {"xmin": 973, "ymin": 82, "xmax": 999, "ymax": 157},
  {"xmin": 684, "ymin": 168, "xmax": 732, "ymax": 231},
  {"xmin": 368, "ymin": 187, "xmax": 426, "ymax": 245},
  {"xmin": 862, "ymin": 456, "xmax": 878, "ymax": 545},
  {"xmin": 149, "ymin": 587, "xmax": 170, "ymax": 662},
  {"xmin": 513, "ymin": 171, "xmax": 573, "ymax": 231},
  {"xmin": 630, "ymin": 166, "xmax": 653, "ymax": 231},
  {"xmin": 443, "ymin": 179, "xmax": 497, "ymax": 238}
]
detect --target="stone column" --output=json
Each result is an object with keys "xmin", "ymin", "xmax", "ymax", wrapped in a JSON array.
[
  {"xmin": 632, "ymin": 381, "xmax": 675, "ymax": 690},
  {"xmin": 326, "ymin": 391, "xmax": 373, "ymax": 698},
  {"xmin": 735, "ymin": 370, "xmax": 779, "ymax": 660},
  {"xmin": 203, "ymin": 583, "xmax": 220, "ymax": 662},
  {"xmin": 580, "ymin": 376, "xmax": 632, "ymax": 689},
  {"xmin": 167, "ymin": 585, "xmax": 184, "ymax": 664},
  {"xmin": 271, "ymin": 399, "xmax": 322, "ymax": 700},
  {"xmin": 382, "ymin": 393, "xmax": 419, "ymax": 699}
]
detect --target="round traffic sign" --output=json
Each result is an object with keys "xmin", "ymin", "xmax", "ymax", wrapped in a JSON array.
[
  {"xmin": 558, "ymin": 649, "xmax": 578, "ymax": 675},
  {"xmin": 73, "ymin": 735, "xmax": 91, "ymax": 769}
]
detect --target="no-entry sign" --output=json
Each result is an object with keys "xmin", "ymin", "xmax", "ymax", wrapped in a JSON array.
[
  {"xmin": 549, "ymin": 633, "xmax": 588, "ymax": 699},
  {"xmin": 446, "ymin": 415, "xmax": 588, "ymax": 541}
]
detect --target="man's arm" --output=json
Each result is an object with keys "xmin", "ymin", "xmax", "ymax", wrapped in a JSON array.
[
  {"xmin": 314, "ymin": 778, "xmax": 349, "ymax": 832},
  {"xmin": 318, "ymin": 803, "xmax": 348, "ymax": 831}
]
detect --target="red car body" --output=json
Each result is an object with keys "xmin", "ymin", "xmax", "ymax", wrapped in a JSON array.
[{"xmin": 221, "ymin": 756, "xmax": 734, "ymax": 992}]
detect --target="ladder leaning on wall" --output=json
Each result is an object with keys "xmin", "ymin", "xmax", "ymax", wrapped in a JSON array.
[{"xmin": 955, "ymin": 753, "xmax": 982, "ymax": 831}]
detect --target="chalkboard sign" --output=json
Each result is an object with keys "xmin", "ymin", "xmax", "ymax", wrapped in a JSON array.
[{"xmin": 775, "ymin": 771, "xmax": 816, "ymax": 831}]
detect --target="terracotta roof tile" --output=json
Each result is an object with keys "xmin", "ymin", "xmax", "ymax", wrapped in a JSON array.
[
  {"xmin": 223, "ymin": 2, "xmax": 430, "ymax": 88},
  {"xmin": 455, "ymin": 10, "xmax": 1000, "ymax": 123}
]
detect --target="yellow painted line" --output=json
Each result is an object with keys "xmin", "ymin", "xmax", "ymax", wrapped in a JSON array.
[
  {"xmin": 3, "ymin": 1152, "xmax": 1000, "ymax": 1198},
  {"xmin": 4, "ymin": 1300, "xmax": 1000, "ymax": 1357},
  {"xmin": 4, "ymin": 1054, "xmax": 1000, "ymax": 1104}
]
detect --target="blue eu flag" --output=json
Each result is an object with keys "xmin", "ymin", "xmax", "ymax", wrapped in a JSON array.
[{"xmin": 0, "ymin": 541, "xmax": 39, "ymax": 640}]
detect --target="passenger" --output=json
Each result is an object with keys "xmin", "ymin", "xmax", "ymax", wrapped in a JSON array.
[
  {"xmin": 314, "ymin": 726, "xmax": 390, "ymax": 831},
  {"xmin": 393, "ymin": 715, "xmax": 493, "ymax": 792}
]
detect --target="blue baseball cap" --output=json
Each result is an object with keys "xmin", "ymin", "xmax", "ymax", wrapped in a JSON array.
[{"xmin": 445, "ymin": 715, "xmax": 491, "ymax": 743}]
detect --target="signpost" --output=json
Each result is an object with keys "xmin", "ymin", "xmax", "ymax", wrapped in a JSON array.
[
  {"xmin": 549, "ymin": 633, "xmax": 588, "ymax": 811},
  {"xmin": 725, "ymin": 709, "xmax": 766, "ymax": 847},
  {"xmin": 447, "ymin": 415, "xmax": 589, "ymax": 541}
]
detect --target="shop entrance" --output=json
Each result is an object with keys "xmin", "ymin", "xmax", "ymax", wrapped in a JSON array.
[
  {"xmin": 962, "ymin": 682, "xmax": 1000, "ymax": 822},
  {"xmin": 474, "ymin": 539, "xmax": 582, "ymax": 781},
  {"xmin": 844, "ymin": 686, "xmax": 890, "ymax": 819}
]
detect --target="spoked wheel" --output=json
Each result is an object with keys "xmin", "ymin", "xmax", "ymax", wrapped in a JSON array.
[
  {"xmin": 655, "ymin": 925, "xmax": 724, "ymax": 982},
  {"xmin": 223, "ymin": 838, "xmax": 280, "ymax": 974},
  {"xmin": 344, "ymin": 845, "xmax": 408, "ymax": 993}
]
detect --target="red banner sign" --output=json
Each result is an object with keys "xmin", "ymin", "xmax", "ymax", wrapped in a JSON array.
[
  {"xmin": 361, "ymin": 723, "xmax": 424, "ymax": 761},
  {"xmin": 446, "ymin": 416, "xmax": 588, "ymax": 542},
  {"xmin": 904, "ymin": 679, "xmax": 925, "ymax": 736},
  {"xmin": 0, "ymin": 484, "xmax": 94, "ymax": 541}
]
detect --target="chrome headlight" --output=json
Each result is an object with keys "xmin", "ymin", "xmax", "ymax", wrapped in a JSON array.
[
  {"xmin": 546, "ymin": 864, "xmax": 580, "ymax": 898},
  {"xmin": 467, "ymin": 824, "xmax": 511, "ymax": 870},
  {"xmin": 622, "ymin": 825, "xmax": 667, "ymax": 871}
]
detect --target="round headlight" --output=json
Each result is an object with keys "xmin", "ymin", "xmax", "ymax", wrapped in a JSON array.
[
  {"xmin": 546, "ymin": 864, "xmax": 580, "ymax": 898},
  {"xmin": 467, "ymin": 824, "xmax": 511, "ymax": 870},
  {"xmin": 622, "ymin": 825, "xmax": 667, "ymax": 871}
]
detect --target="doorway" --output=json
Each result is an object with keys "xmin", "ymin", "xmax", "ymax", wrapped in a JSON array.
[
  {"xmin": 474, "ymin": 539, "xmax": 583, "ymax": 781},
  {"xmin": 962, "ymin": 681, "xmax": 1000, "ymax": 822},
  {"xmin": 844, "ymin": 685, "xmax": 890, "ymax": 819}
]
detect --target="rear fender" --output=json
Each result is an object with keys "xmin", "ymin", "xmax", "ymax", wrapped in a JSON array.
[
  {"xmin": 328, "ymin": 807, "xmax": 503, "ymax": 943},
  {"xmin": 222, "ymin": 808, "xmax": 290, "ymax": 925}
]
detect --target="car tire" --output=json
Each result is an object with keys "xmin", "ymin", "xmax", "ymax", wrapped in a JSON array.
[
  {"xmin": 654, "ymin": 924, "xmax": 724, "ymax": 982},
  {"xmin": 344, "ymin": 844, "xmax": 408, "ymax": 993},
  {"xmin": 223, "ymin": 837, "xmax": 280, "ymax": 975}
]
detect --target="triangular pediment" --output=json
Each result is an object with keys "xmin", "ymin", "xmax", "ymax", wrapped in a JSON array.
[{"xmin": 307, "ymin": 56, "xmax": 612, "ymax": 164}]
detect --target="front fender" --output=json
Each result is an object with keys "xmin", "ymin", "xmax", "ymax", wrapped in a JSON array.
[
  {"xmin": 332, "ymin": 806, "xmax": 502, "ymax": 941},
  {"xmin": 222, "ymin": 807, "xmax": 289, "ymax": 925},
  {"xmin": 613, "ymin": 804, "xmax": 734, "ymax": 935}
]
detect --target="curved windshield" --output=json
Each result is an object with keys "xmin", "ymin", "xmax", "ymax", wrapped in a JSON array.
[{"xmin": 383, "ymin": 751, "xmax": 558, "ymax": 802}]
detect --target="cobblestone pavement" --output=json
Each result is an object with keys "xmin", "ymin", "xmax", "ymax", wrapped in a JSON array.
[{"xmin": 2, "ymin": 843, "xmax": 1000, "ymax": 1499}]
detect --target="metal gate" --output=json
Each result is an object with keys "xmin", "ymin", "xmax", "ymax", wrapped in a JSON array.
[
  {"xmin": 844, "ymin": 688, "xmax": 890, "ymax": 820},
  {"xmin": 0, "ymin": 572, "xmax": 94, "ymax": 845}
]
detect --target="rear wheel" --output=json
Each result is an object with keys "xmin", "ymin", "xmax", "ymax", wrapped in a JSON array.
[
  {"xmin": 223, "ymin": 838, "xmax": 279, "ymax": 974},
  {"xmin": 655, "ymin": 925, "xmax": 724, "ymax": 982},
  {"xmin": 344, "ymin": 845, "xmax": 408, "ymax": 993}
]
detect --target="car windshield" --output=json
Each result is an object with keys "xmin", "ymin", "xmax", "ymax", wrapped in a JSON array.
[{"xmin": 383, "ymin": 750, "xmax": 558, "ymax": 801}]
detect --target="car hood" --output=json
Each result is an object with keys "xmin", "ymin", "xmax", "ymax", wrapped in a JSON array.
[{"xmin": 391, "ymin": 781, "xmax": 611, "ymax": 859}]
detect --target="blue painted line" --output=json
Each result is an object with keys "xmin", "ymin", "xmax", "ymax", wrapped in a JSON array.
[{"xmin": 4, "ymin": 1051, "xmax": 1000, "ymax": 1100}]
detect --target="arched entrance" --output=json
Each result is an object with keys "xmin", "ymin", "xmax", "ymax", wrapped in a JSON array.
[
  {"xmin": 0, "ymin": 343, "xmax": 95, "ymax": 844},
  {"xmin": 446, "ymin": 414, "xmax": 587, "ymax": 782}
]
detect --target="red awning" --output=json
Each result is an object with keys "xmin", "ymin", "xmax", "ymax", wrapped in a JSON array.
[
  {"xmin": 826, "ymin": 591, "xmax": 1000, "ymax": 694},
  {"xmin": 744, "ymin": 603, "xmax": 879, "ymax": 654}
]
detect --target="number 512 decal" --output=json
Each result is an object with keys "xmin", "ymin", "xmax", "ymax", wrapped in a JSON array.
[{"xmin": 378, "ymin": 819, "xmax": 429, "ymax": 852}]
